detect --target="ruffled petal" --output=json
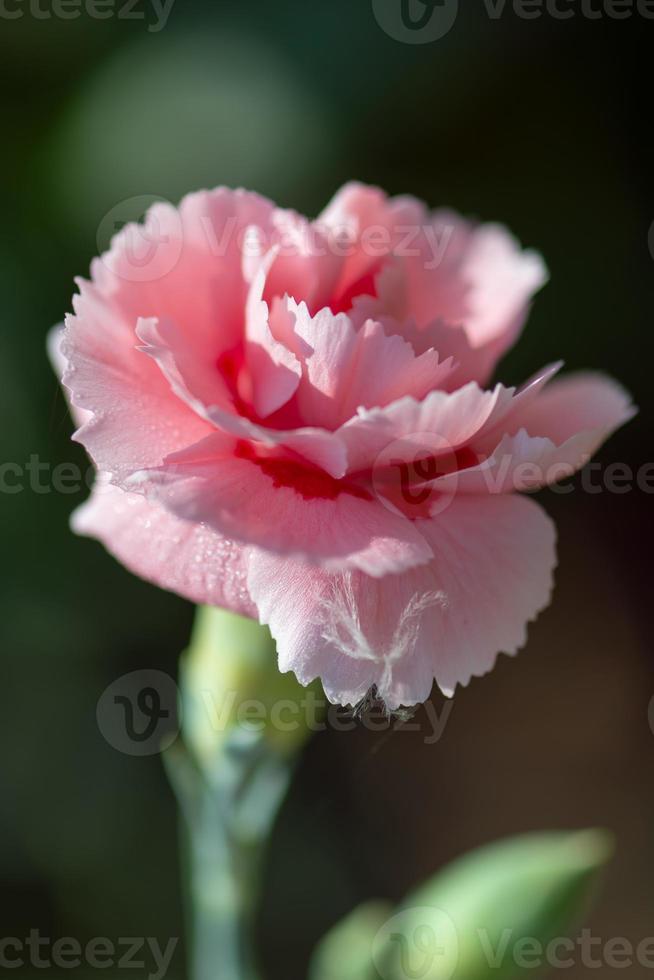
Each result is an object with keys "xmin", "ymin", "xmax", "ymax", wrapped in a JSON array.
[
  {"xmin": 365, "ymin": 213, "xmax": 547, "ymax": 384},
  {"xmin": 288, "ymin": 301, "xmax": 454, "ymax": 429},
  {"xmin": 72, "ymin": 477, "xmax": 256, "ymax": 617},
  {"xmin": 247, "ymin": 494, "xmax": 557, "ymax": 708},
  {"xmin": 318, "ymin": 181, "xmax": 425, "ymax": 309},
  {"xmin": 97, "ymin": 188, "xmax": 277, "ymax": 355},
  {"xmin": 261, "ymin": 210, "xmax": 344, "ymax": 315},
  {"xmin": 60, "ymin": 188, "xmax": 286, "ymax": 480},
  {"xmin": 135, "ymin": 314, "xmax": 347, "ymax": 478},
  {"xmin": 423, "ymin": 372, "xmax": 636, "ymax": 496},
  {"xmin": 506, "ymin": 371, "xmax": 636, "ymax": 449},
  {"xmin": 62, "ymin": 307, "xmax": 212, "ymax": 483},
  {"xmin": 244, "ymin": 259, "xmax": 301, "ymax": 417},
  {"xmin": 135, "ymin": 432, "xmax": 433, "ymax": 576},
  {"xmin": 339, "ymin": 381, "xmax": 513, "ymax": 473},
  {"xmin": 47, "ymin": 323, "xmax": 92, "ymax": 428}
]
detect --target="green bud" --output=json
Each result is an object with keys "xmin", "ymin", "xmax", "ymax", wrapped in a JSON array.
[{"xmin": 181, "ymin": 605, "xmax": 323, "ymax": 769}]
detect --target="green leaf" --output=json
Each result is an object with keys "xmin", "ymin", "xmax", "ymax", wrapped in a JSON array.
[
  {"xmin": 309, "ymin": 901, "xmax": 393, "ymax": 980},
  {"xmin": 373, "ymin": 829, "xmax": 613, "ymax": 980}
]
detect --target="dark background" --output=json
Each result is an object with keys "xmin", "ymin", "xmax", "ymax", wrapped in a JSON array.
[{"xmin": 1, "ymin": 1, "xmax": 652, "ymax": 977}]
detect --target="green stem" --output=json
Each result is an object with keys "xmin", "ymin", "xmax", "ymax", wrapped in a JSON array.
[
  {"xmin": 166, "ymin": 728, "xmax": 296, "ymax": 980},
  {"xmin": 165, "ymin": 607, "xmax": 319, "ymax": 980},
  {"xmin": 189, "ymin": 786, "xmax": 259, "ymax": 980}
]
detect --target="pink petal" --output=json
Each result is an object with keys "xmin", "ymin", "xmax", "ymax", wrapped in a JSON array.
[
  {"xmin": 47, "ymin": 323, "xmax": 92, "ymax": 428},
  {"xmin": 508, "ymin": 371, "xmax": 636, "ymax": 448},
  {"xmin": 472, "ymin": 361, "xmax": 563, "ymax": 452},
  {"xmin": 262, "ymin": 211, "xmax": 344, "ymax": 314},
  {"xmin": 135, "ymin": 316, "xmax": 234, "ymax": 418},
  {"xmin": 318, "ymin": 181, "xmax": 425, "ymax": 308},
  {"xmin": 429, "ymin": 372, "xmax": 636, "ymax": 495},
  {"xmin": 60, "ymin": 188, "xmax": 285, "ymax": 481},
  {"xmin": 289, "ymin": 301, "xmax": 454, "ymax": 429},
  {"xmin": 245, "ymin": 260, "xmax": 301, "ymax": 417},
  {"xmin": 450, "ymin": 222, "xmax": 547, "ymax": 349},
  {"xmin": 135, "ymin": 313, "xmax": 347, "ymax": 478},
  {"xmin": 373, "ymin": 214, "xmax": 547, "ymax": 384},
  {"xmin": 428, "ymin": 430, "xmax": 568, "ymax": 496},
  {"xmin": 62, "ymin": 305, "xmax": 212, "ymax": 483},
  {"xmin": 136, "ymin": 432, "xmax": 433, "ymax": 576},
  {"xmin": 206, "ymin": 409, "xmax": 349, "ymax": 479},
  {"xmin": 72, "ymin": 477, "xmax": 256, "ymax": 617},
  {"xmin": 98, "ymin": 189, "xmax": 277, "ymax": 357},
  {"xmin": 339, "ymin": 381, "xmax": 513, "ymax": 474},
  {"xmin": 247, "ymin": 494, "xmax": 557, "ymax": 707}
]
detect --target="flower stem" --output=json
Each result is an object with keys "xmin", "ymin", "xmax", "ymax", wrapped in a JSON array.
[
  {"xmin": 168, "ymin": 729, "xmax": 293, "ymax": 980},
  {"xmin": 165, "ymin": 607, "xmax": 318, "ymax": 980}
]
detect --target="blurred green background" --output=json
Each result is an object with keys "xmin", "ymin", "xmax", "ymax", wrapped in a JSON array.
[{"xmin": 0, "ymin": 1, "xmax": 652, "ymax": 977}]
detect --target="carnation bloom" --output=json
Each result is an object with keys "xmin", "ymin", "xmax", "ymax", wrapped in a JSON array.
[{"xmin": 52, "ymin": 183, "xmax": 635, "ymax": 708}]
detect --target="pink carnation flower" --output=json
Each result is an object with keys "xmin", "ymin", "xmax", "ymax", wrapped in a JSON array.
[{"xmin": 51, "ymin": 183, "xmax": 634, "ymax": 708}]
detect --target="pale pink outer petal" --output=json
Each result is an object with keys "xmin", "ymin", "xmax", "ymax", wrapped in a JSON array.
[
  {"xmin": 47, "ymin": 324, "xmax": 92, "ymax": 427},
  {"xmin": 62, "ymin": 307, "xmax": 213, "ymax": 484},
  {"xmin": 135, "ymin": 433, "xmax": 433, "ymax": 576},
  {"xmin": 399, "ymin": 216, "xmax": 546, "ymax": 336},
  {"xmin": 423, "ymin": 376, "xmax": 636, "ymax": 502},
  {"xmin": 72, "ymin": 477, "xmax": 256, "ymax": 617},
  {"xmin": 426, "ymin": 372, "xmax": 636, "ymax": 496},
  {"xmin": 450, "ymin": 222, "xmax": 548, "ymax": 350},
  {"xmin": 368, "ymin": 212, "xmax": 547, "ymax": 384},
  {"xmin": 339, "ymin": 381, "xmax": 514, "ymax": 474},
  {"xmin": 506, "ymin": 371, "xmax": 637, "ymax": 448},
  {"xmin": 60, "ymin": 188, "xmax": 285, "ymax": 482},
  {"xmin": 247, "ymin": 494, "xmax": 557, "ymax": 708},
  {"xmin": 96, "ymin": 189, "xmax": 277, "ymax": 356},
  {"xmin": 472, "ymin": 361, "xmax": 563, "ymax": 452}
]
